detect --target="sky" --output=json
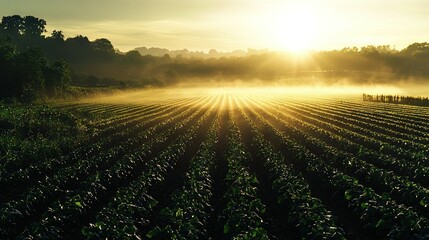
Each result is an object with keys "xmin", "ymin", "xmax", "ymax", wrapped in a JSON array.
[{"xmin": 0, "ymin": 0, "xmax": 428, "ymax": 53}]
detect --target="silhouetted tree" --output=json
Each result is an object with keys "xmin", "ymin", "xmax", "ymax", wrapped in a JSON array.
[
  {"xmin": 22, "ymin": 16, "xmax": 46, "ymax": 37},
  {"xmin": 66, "ymin": 35, "xmax": 91, "ymax": 49},
  {"xmin": 1, "ymin": 15, "xmax": 24, "ymax": 36},
  {"xmin": 91, "ymin": 38, "xmax": 114, "ymax": 53},
  {"xmin": 65, "ymin": 35, "xmax": 92, "ymax": 61},
  {"xmin": 50, "ymin": 30, "xmax": 64, "ymax": 41},
  {"xmin": 402, "ymin": 42, "xmax": 429, "ymax": 56},
  {"xmin": 124, "ymin": 50, "xmax": 142, "ymax": 63},
  {"xmin": 360, "ymin": 45, "xmax": 380, "ymax": 56}
]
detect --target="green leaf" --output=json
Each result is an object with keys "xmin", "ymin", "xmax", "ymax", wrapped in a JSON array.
[
  {"xmin": 123, "ymin": 224, "xmax": 137, "ymax": 234},
  {"xmin": 376, "ymin": 219, "xmax": 385, "ymax": 229},
  {"xmin": 75, "ymin": 201, "xmax": 83, "ymax": 208},
  {"xmin": 175, "ymin": 208, "xmax": 184, "ymax": 218},
  {"xmin": 224, "ymin": 222, "xmax": 230, "ymax": 234},
  {"xmin": 360, "ymin": 202, "xmax": 369, "ymax": 209},
  {"xmin": 344, "ymin": 190, "xmax": 352, "ymax": 201},
  {"xmin": 420, "ymin": 198, "xmax": 428, "ymax": 208},
  {"xmin": 94, "ymin": 222, "xmax": 102, "ymax": 229},
  {"xmin": 250, "ymin": 176, "xmax": 259, "ymax": 184},
  {"xmin": 146, "ymin": 227, "xmax": 159, "ymax": 239}
]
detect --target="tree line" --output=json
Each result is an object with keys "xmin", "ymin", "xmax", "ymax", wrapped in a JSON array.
[
  {"xmin": 0, "ymin": 15, "xmax": 162, "ymax": 101},
  {"xmin": 1, "ymin": 14, "xmax": 429, "ymax": 101}
]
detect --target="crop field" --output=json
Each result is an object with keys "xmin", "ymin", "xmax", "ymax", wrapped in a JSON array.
[{"xmin": 1, "ymin": 88, "xmax": 429, "ymax": 239}]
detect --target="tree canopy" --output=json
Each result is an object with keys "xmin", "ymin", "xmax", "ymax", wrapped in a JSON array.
[{"xmin": 0, "ymin": 38, "xmax": 71, "ymax": 101}]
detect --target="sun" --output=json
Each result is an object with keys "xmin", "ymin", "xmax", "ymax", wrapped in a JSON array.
[{"xmin": 265, "ymin": 5, "xmax": 319, "ymax": 53}]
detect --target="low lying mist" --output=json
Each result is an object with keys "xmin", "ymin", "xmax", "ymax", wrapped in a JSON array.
[
  {"xmin": 76, "ymin": 80, "xmax": 428, "ymax": 106},
  {"xmin": 67, "ymin": 49, "xmax": 429, "ymax": 97}
]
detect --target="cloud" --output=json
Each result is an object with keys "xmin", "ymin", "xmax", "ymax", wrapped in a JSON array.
[
  {"xmin": 46, "ymin": 18, "xmax": 258, "ymax": 52},
  {"xmin": 6, "ymin": 0, "xmax": 429, "ymax": 52}
]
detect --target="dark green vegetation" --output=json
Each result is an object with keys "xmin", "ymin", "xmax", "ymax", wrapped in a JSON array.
[
  {"xmin": 1, "ymin": 14, "xmax": 429, "ymax": 99},
  {"xmin": 363, "ymin": 94, "xmax": 429, "ymax": 107},
  {"xmin": 0, "ymin": 92, "xmax": 428, "ymax": 239},
  {"xmin": 0, "ymin": 39, "xmax": 71, "ymax": 101},
  {"xmin": 0, "ymin": 15, "xmax": 160, "ymax": 101},
  {"xmin": 0, "ymin": 103, "xmax": 91, "ymax": 203}
]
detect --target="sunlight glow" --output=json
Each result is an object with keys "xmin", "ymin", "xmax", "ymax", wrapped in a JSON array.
[
  {"xmin": 79, "ymin": 85, "xmax": 405, "ymax": 105},
  {"xmin": 264, "ymin": 4, "xmax": 319, "ymax": 53},
  {"xmin": 3, "ymin": 0, "xmax": 429, "ymax": 52}
]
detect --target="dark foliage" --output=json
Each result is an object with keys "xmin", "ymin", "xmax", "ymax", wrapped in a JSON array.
[
  {"xmin": 0, "ymin": 38, "xmax": 71, "ymax": 101},
  {"xmin": 363, "ymin": 94, "xmax": 429, "ymax": 107}
]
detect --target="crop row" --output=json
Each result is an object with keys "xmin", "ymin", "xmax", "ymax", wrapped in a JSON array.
[
  {"xmin": 145, "ymin": 113, "xmax": 220, "ymax": 239},
  {"xmin": 216, "ymin": 111, "xmax": 269, "ymax": 239},
  {"xmin": 235, "ymin": 104, "xmax": 347, "ymax": 239},
  {"xmin": 0, "ymin": 99, "xmax": 201, "ymax": 204},
  {"xmin": 80, "ymin": 98, "xmax": 218, "ymax": 239},
  {"xmin": 245, "ymin": 99, "xmax": 429, "ymax": 216},
  {"xmin": 0, "ymin": 96, "xmax": 213, "ymax": 238},
  {"xmin": 252, "ymin": 98, "xmax": 429, "ymax": 186},
  {"xmin": 287, "ymin": 100, "xmax": 429, "ymax": 145},
  {"xmin": 239, "ymin": 100, "xmax": 429, "ymax": 239},
  {"xmin": 263, "ymin": 97, "xmax": 428, "ymax": 156}
]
